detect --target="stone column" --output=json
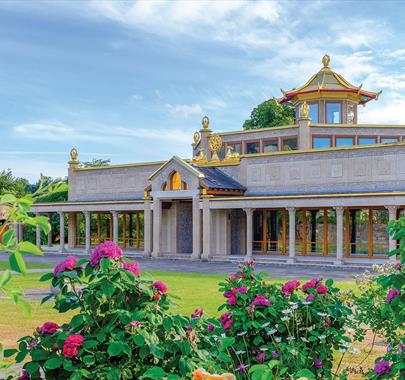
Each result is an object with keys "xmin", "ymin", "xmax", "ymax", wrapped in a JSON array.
[
  {"xmin": 112, "ymin": 211, "xmax": 119, "ymax": 245},
  {"xmin": 13, "ymin": 223, "xmax": 19, "ymax": 242},
  {"xmin": 201, "ymin": 197, "xmax": 211, "ymax": 260},
  {"xmin": 243, "ymin": 208, "xmax": 253, "ymax": 261},
  {"xmin": 287, "ymin": 207, "xmax": 296, "ymax": 263},
  {"xmin": 18, "ymin": 224, "xmax": 23, "ymax": 243},
  {"xmin": 297, "ymin": 103, "xmax": 312, "ymax": 151},
  {"xmin": 192, "ymin": 196, "xmax": 201, "ymax": 260},
  {"xmin": 47, "ymin": 213, "xmax": 53, "ymax": 247},
  {"xmin": 386, "ymin": 205, "xmax": 398, "ymax": 262},
  {"xmin": 35, "ymin": 213, "xmax": 41, "ymax": 249},
  {"xmin": 58, "ymin": 211, "xmax": 66, "ymax": 253},
  {"xmin": 334, "ymin": 206, "xmax": 345, "ymax": 265},
  {"xmin": 143, "ymin": 199, "xmax": 152, "ymax": 257},
  {"xmin": 67, "ymin": 213, "xmax": 76, "ymax": 249},
  {"xmin": 84, "ymin": 211, "xmax": 91, "ymax": 254},
  {"xmin": 152, "ymin": 198, "xmax": 162, "ymax": 258}
]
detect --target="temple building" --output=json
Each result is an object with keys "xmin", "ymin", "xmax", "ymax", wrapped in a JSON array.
[{"xmin": 31, "ymin": 55, "xmax": 405, "ymax": 265}]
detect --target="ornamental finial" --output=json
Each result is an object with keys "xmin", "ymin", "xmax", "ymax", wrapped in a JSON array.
[
  {"xmin": 70, "ymin": 147, "xmax": 78, "ymax": 162},
  {"xmin": 202, "ymin": 116, "xmax": 209, "ymax": 130},
  {"xmin": 322, "ymin": 54, "xmax": 330, "ymax": 68},
  {"xmin": 300, "ymin": 101, "xmax": 310, "ymax": 118}
]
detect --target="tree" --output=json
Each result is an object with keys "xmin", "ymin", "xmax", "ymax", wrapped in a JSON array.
[
  {"xmin": 81, "ymin": 158, "xmax": 111, "ymax": 168},
  {"xmin": 0, "ymin": 169, "xmax": 30, "ymax": 197},
  {"xmin": 243, "ymin": 99, "xmax": 295, "ymax": 130}
]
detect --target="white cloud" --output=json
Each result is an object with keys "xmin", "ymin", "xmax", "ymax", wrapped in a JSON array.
[
  {"xmin": 14, "ymin": 122, "xmax": 75, "ymax": 141},
  {"xmin": 359, "ymin": 92, "xmax": 405, "ymax": 124},
  {"xmin": 130, "ymin": 94, "xmax": 143, "ymax": 102},
  {"xmin": 164, "ymin": 103, "xmax": 203, "ymax": 117}
]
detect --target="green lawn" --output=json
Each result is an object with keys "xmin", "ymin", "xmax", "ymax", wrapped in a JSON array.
[{"xmin": 0, "ymin": 261, "xmax": 54, "ymax": 271}]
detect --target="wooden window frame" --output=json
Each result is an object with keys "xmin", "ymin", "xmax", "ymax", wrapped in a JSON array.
[
  {"xmin": 334, "ymin": 135, "xmax": 355, "ymax": 148},
  {"xmin": 262, "ymin": 138, "xmax": 279, "ymax": 153},
  {"xmin": 325, "ymin": 101, "xmax": 343, "ymax": 124},
  {"xmin": 280, "ymin": 136, "xmax": 298, "ymax": 151},
  {"xmin": 307, "ymin": 101, "xmax": 320, "ymax": 124},
  {"xmin": 380, "ymin": 136, "xmax": 400, "ymax": 144},
  {"xmin": 244, "ymin": 139, "xmax": 261, "ymax": 155},
  {"xmin": 312, "ymin": 135, "xmax": 332, "ymax": 149},
  {"xmin": 357, "ymin": 135, "xmax": 377, "ymax": 146}
]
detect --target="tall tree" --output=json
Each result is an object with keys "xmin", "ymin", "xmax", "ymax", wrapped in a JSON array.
[
  {"xmin": 243, "ymin": 99, "xmax": 295, "ymax": 130},
  {"xmin": 0, "ymin": 169, "xmax": 30, "ymax": 197}
]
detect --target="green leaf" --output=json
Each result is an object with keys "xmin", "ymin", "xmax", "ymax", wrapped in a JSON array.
[
  {"xmin": 107, "ymin": 342, "xmax": 123, "ymax": 357},
  {"xmin": 0, "ymin": 194, "xmax": 16, "ymax": 204},
  {"xmin": 4, "ymin": 348, "xmax": 17, "ymax": 358},
  {"xmin": 100, "ymin": 258, "xmax": 110, "ymax": 271},
  {"xmin": 44, "ymin": 357, "xmax": 63, "ymax": 370},
  {"xmin": 1, "ymin": 229, "xmax": 14, "ymax": 245},
  {"xmin": 25, "ymin": 361, "xmax": 40, "ymax": 375},
  {"xmin": 9, "ymin": 252, "xmax": 27, "ymax": 274},
  {"xmin": 295, "ymin": 369, "xmax": 316, "ymax": 380},
  {"xmin": 82, "ymin": 355, "xmax": 95, "ymax": 366},
  {"xmin": 163, "ymin": 317, "xmax": 173, "ymax": 331},
  {"xmin": 143, "ymin": 366, "xmax": 167, "ymax": 380},
  {"xmin": 0, "ymin": 270, "xmax": 12, "ymax": 287},
  {"xmin": 133, "ymin": 334, "xmax": 145, "ymax": 347},
  {"xmin": 40, "ymin": 272, "xmax": 54, "ymax": 282},
  {"xmin": 18, "ymin": 241, "xmax": 43, "ymax": 256},
  {"xmin": 83, "ymin": 340, "xmax": 99, "ymax": 349}
]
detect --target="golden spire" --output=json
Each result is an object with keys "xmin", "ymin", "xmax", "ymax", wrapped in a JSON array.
[
  {"xmin": 300, "ymin": 101, "xmax": 310, "ymax": 118},
  {"xmin": 201, "ymin": 116, "xmax": 209, "ymax": 130},
  {"xmin": 322, "ymin": 54, "xmax": 330, "ymax": 68},
  {"xmin": 70, "ymin": 147, "xmax": 78, "ymax": 162}
]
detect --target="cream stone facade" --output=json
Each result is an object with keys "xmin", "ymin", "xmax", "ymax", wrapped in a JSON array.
[{"xmin": 31, "ymin": 56, "xmax": 405, "ymax": 265}]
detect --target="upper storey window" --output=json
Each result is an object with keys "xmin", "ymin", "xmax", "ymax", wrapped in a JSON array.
[
  {"xmin": 308, "ymin": 103, "xmax": 319, "ymax": 123},
  {"xmin": 245, "ymin": 141, "xmax": 260, "ymax": 154},
  {"xmin": 169, "ymin": 171, "xmax": 182, "ymax": 190},
  {"xmin": 326, "ymin": 103, "xmax": 341, "ymax": 124}
]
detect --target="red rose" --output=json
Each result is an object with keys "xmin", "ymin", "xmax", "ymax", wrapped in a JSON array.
[
  {"xmin": 62, "ymin": 344, "xmax": 78, "ymax": 358},
  {"xmin": 65, "ymin": 334, "xmax": 84, "ymax": 346},
  {"xmin": 316, "ymin": 285, "xmax": 329, "ymax": 294},
  {"xmin": 37, "ymin": 322, "xmax": 59, "ymax": 335}
]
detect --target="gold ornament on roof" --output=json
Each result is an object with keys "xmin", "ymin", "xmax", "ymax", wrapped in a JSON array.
[
  {"xmin": 202, "ymin": 116, "xmax": 210, "ymax": 130},
  {"xmin": 208, "ymin": 134, "xmax": 222, "ymax": 162},
  {"xmin": 70, "ymin": 148, "xmax": 78, "ymax": 162},
  {"xmin": 224, "ymin": 145, "xmax": 240, "ymax": 163},
  {"xmin": 300, "ymin": 101, "xmax": 310, "ymax": 118},
  {"xmin": 322, "ymin": 54, "xmax": 330, "ymax": 68},
  {"xmin": 193, "ymin": 131, "xmax": 201, "ymax": 145},
  {"xmin": 193, "ymin": 148, "xmax": 208, "ymax": 164}
]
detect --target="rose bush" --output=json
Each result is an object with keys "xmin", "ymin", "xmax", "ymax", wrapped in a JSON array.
[
  {"xmin": 201, "ymin": 261, "xmax": 353, "ymax": 379},
  {"xmin": 9, "ymin": 241, "xmax": 213, "ymax": 380}
]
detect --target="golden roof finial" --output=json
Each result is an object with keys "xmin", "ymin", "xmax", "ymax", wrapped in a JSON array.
[
  {"xmin": 322, "ymin": 54, "xmax": 330, "ymax": 68},
  {"xmin": 300, "ymin": 101, "xmax": 310, "ymax": 118},
  {"xmin": 70, "ymin": 147, "xmax": 78, "ymax": 162},
  {"xmin": 202, "ymin": 116, "xmax": 209, "ymax": 130}
]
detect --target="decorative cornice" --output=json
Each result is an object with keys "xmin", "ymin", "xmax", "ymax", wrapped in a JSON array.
[{"xmin": 74, "ymin": 160, "xmax": 165, "ymax": 171}]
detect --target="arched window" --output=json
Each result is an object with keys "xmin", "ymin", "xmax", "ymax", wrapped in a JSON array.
[
  {"xmin": 182, "ymin": 181, "xmax": 188, "ymax": 190},
  {"xmin": 162, "ymin": 182, "xmax": 167, "ymax": 191},
  {"xmin": 169, "ymin": 171, "xmax": 182, "ymax": 190}
]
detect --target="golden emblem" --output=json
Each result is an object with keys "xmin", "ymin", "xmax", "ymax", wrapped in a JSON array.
[
  {"xmin": 208, "ymin": 134, "xmax": 222, "ymax": 162},
  {"xmin": 201, "ymin": 116, "xmax": 209, "ymax": 130},
  {"xmin": 70, "ymin": 148, "xmax": 78, "ymax": 162},
  {"xmin": 322, "ymin": 54, "xmax": 330, "ymax": 68},
  {"xmin": 224, "ymin": 145, "xmax": 240, "ymax": 163},
  {"xmin": 193, "ymin": 131, "xmax": 201, "ymax": 145},
  {"xmin": 300, "ymin": 101, "xmax": 310, "ymax": 119},
  {"xmin": 193, "ymin": 148, "xmax": 208, "ymax": 164}
]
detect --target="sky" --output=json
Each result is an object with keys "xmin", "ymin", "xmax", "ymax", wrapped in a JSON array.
[{"xmin": 1, "ymin": 0, "xmax": 405, "ymax": 182}]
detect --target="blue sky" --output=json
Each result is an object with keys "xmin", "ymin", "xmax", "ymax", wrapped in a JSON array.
[{"xmin": 1, "ymin": 0, "xmax": 405, "ymax": 181}]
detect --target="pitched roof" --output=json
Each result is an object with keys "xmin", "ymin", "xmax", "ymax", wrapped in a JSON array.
[
  {"xmin": 148, "ymin": 156, "xmax": 204, "ymax": 180},
  {"xmin": 194, "ymin": 166, "xmax": 246, "ymax": 193}
]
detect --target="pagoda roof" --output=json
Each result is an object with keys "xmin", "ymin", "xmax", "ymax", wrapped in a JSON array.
[{"xmin": 279, "ymin": 55, "xmax": 381, "ymax": 105}]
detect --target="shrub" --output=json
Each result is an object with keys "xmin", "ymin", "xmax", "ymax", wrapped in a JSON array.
[
  {"xmin": 10, "ymin": 241, "xmax": 212, "ymax": 380},
  {"xmin": 203, "ymin": 261, "xmax": 353, "ymax": 379}
]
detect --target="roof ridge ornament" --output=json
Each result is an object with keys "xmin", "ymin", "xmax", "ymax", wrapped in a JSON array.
[
  {"xmin": 201, "ymin": 115, "xmax": 210, "ymax": 130},
  {"xmin": 322, "ymin": 54, "xmax": 330, "ymax": 68}
]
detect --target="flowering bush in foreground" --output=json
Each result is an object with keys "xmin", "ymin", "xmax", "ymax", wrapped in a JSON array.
[
  {"xmin": 9, "ymin": 241, "xmax": 212, "ymax": 379},
  {"xmin": 203, "ymin": 261, "xmax": 353, "ymax": 379}
]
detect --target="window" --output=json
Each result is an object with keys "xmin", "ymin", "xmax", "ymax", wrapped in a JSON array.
[
  {"xmin": 313, "ymin": 136, "xmax": 332, "ymax": 149},
  {"xmin": 245, "ymin": 141, "xmax": 260, "ymax": 154},
  {"xmin": 326, "ymin": 103, "xmax": 341, "ymax": 124},
  {"xmin": 308, "ymin": 103, "xmax": 319, "ymax": 123},
  {"xmin": 281, "ymin": 138, "xmax": 297, "ymax": 151},
  {"xmin": 227, "ymin": 143, "xmax": 241, "ymax": 155},
  {"xmin": 263, "ymin": 139, "xmax": 278, "ymax": 153},
  {"xmin": 381, "ymin": 137, "xmax": 399, "ymax": 144},
  {"xmin": 169, "ymin": 171, "xmax": 182, "ymax": 190},
  {"xmin": 358, "ymin": 137, "xmax": 377, "ymax": 145},
  {"xmin": 335, "ymin": 137, "xmax": 354, "ymax": 147}
]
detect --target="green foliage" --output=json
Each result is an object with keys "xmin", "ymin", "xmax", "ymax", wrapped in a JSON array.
[
  {"xmin": 81, "ymin": 158, "xmax": 111, "ymax": 168},
  {"xmin": 13, "ymin": 251, "xmax": 213, "ymax": 379},
  {"xmin": 351, "ymin": 218, "xmax": 405, "ymax": 379},
  {"xmin": 243, "ymin": 99, "xmax": 295, "ymax": 130},
  {"xmin": 0, "ymin": 169, "xmax": 31, "ymax": 197},
  {"xmin": 201, "ymin": 263, "xmax": 353, "ymax": 379}
]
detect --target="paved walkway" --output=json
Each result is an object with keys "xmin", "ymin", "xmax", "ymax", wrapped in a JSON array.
[{"xmin": 0, "ymin": 252, "xmax": 367, "ymax": 281}]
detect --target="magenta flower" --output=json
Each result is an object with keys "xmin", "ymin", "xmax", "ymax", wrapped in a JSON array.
[
  {"xmin": 271, "ymin": 350, "xmax": 279, "ymax": 359},
  {"xmin": 386, "ymin": 288, "xmax": 400, "ymax": 303},
  {"xmin": 90, "ymin": 241, "xmax": 122, "ymax": 267},
  {"xmin": 374, "ymin": 360, "xmax": 392, "ymax": 375},
  {"xmin": 306, "ymin": 293, "xmax": 315, "ymax": 302},
  {"xmin": 125, "ymin": 321, "xmax": 141, "ymax": 329},
  {"xmin": 123, "ymin": 260, "xmax": 141, "ymax": 276},
  {"xmin": 53, "ymin": 256, "xmax": 79, "ymax": 276},
  {"xmin": 314, "ymin": 358, "xmax": 323, "ymax": 369},
  {"xmin": 257, "ymin": 351, "xmax": 265, "ymax": 363},
  {"xmin": 252, "ymin": 295, "xmax": 271, "ymax": 307},
  {"xmin": 236, "ymin": 364, "xmax": 249, "ymax": 373},
  {"xmin": 302, "ymin": 278, "xmax": 320, "ymax": 293},
  {"xmin": 234, "ymin": 286, "xmax": 248, "ymax": 294},
  {"xmin": 282, "ymin": 280, "xmax": 300, "ymax": 296},
  {"xmin": 16, "ymin": 370, "xmax": 29, "ymax": 380},
  {"xmin": 62, "ymin": 334, "xmax": 84, "ymax": 359},
  {"xmin": 207, "ymin": 323, "xmax": 215, "ymax": 332},
  {"xmin": 153, "ymin": 281, "xmax": 168, "ymax": 293},
  {"xmin": 191, "ymin": 307, "xmax": 203, "ymax": 318},
  {"xmin": 37, "ymin": 322, "xmax": 59, "ymax": 335},
  {"xmin": 219, "ymin": 312, "xmax": 233, "ymax": 330},
  {"xmin": 316, "ymin": 285, "xmax": 329, "ymax": 294}
]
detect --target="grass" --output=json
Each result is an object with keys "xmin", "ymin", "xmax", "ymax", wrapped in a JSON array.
[
  {"xmin": 0, "ymin": 261, "xmax": 54, "ymax": 271},
  {"xmin": 0, "ymin": 270, "xmax": 382, "ymax": 378}
]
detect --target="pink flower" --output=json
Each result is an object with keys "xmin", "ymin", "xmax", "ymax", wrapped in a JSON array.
[
  {"xmin": 316, "ymin": 285, "xmax": 329, "ymax": 294},
  {"xmin": 207, "ymin": 323, "xmax": 214, "ymax": 332},
  {"xmin": 191, "ymin": 308, "xmax": 203, "ymax": 318},
  {"xmin": 257, "ymin": 351, "xmax": 265, "ymax": 363},
  {"xmin": 53, "ymin": 256, "xmax": 79, "ymax": 276},
  {"xmin": 314, "ymin": 358, "xmax": 323, "ymax": 369},
  {"xmin": 302, "ymin": 278, "xmax": 320, "ymax": 293},
  {"xmin": 219, "ymin": 312, "xmax": 233, "ymax": 330},
  {"xmin": 252, "ymin": 295, "xmax": 271, "ymax": 307},
  {"xmin": 89, "ymin": 241, "xmax": 122, "ymax": 267},
  {"xmin": 306, "ymin": 293, "xmax": 315, "ymax": 302},
  {"xmin": 374, "ymin": 360, "xmax": 392, "ymax": 375},
  {"xmin": 153, "ymin": 293, "xmax": 161, "ymax": 301},
  {"xmin": 125, "ymin": 321, "xmax": 142, "ymax": 329},
  {"xmin": 386, "ymin": 288, "xmax": 400, "ymax": 303},
  {"xmin": 234, "ymin": 286, "xmax": 248, "ymax": 294},
  {"xmin": 16, "ymin": 370, "xmax": 29, "ymax": 380},
  {"xmin": 65, "ymin": 334, "xmax": 84, "ymax": 347},
  {"xmin": 227, "ymin": 295, "xmax": 237, "ymax": 306},
  {"xmin": 37, "ymin": 322, "xmax": 59, "ymax": 335},
  {"xmin": 282, "ymin": 280, "xmax": 300, "ymax": 296},
  {"xmin": 62, "ymin": 334, "xmax": 84, "ymax": 359},
  {"xmin": 62, "ymin": 344, "xmax": 78, "ymax": 358},
  {"xmin": 123, "ymin": 260, "xmax": 141, "ymax": 276},
  {"xmin": 271, "ymin": 350, "xmax": 279, "ymax": 359},
  {"xmin": 153, "ymin": 281, "xmax": 168, "ymax": 293},
  {"xmin": 237, "ymin": 364, "xmax": 249, "ymax": 373}
]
